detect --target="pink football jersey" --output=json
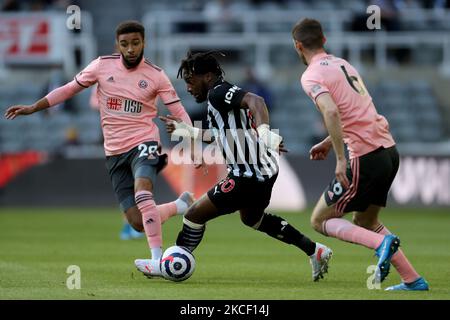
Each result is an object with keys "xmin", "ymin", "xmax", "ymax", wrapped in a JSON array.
[
  {"xmin": 75, "ymin": 54, "xmax": 190, "ymax": 156},
  {"xmin": 301, "ymin": 52, "xmax": 395, "ymax": 159}
]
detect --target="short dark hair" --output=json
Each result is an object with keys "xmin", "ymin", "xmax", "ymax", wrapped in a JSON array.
[
  {"xmin": 177, "ymin": 51, "xmax": 225, "ymax": 79},
  {"xmin": 291, "ymin": 18, "xmax": 325, "ymax": 50},
  {"xmin": 116, "ymin": 20, "xmax": 145, "ymax": 39}
]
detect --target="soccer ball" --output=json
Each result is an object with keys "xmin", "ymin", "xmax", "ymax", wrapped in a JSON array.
[{"xmin": 160, "ymin": 246, "xmax": 196, "ymax": 282}]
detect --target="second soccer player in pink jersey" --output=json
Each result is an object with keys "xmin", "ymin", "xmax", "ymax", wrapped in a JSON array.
[
  {"xmin": 4, "ymin": 21, "xmax": 195, "ymax": 278},
  {"xmin": 292, "ymin": 18, "xmax": 428, "ymax": 291}
]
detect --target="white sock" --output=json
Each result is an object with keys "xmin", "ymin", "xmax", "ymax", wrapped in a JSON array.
[
  {"xmin": 174, "ymin": 198, "xmax": 188, "ymax": 215},
  {"xmin": 151, "ymin": 247, "xmax": 162, "ymax": 260}
]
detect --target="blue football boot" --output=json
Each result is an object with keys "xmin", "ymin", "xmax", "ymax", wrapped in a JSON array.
[
  {"xmin": 375, "ymin": 234, "xmax": 400, "ymax": 282},
  {"xmin": 120, "ymin": 223, "xmax": 144, "ymax": 240},
  {"xmin": 385, "ymin": 277, "xmax": 429, "ymax": 291}
]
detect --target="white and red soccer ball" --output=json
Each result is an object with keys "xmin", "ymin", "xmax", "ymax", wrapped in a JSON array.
[{"xmin": 160, "ymin": 246, "xmax": 196, "ymax": 282}]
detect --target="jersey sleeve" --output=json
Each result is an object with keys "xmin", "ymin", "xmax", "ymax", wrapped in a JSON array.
[
  {"xmin": 74, "ymin": 57, "xmax": 100, "ymax": 88},
  {"xmin": 208, "ymin": 82, "xmax": 247, "ymax": 112},
  {"xmin": 301, "ymin": 71, "xmax": 329, "ymax": 104},
  {"xmin": 157, "ymin": 70, "xmax": 181, "ymax": 106}
]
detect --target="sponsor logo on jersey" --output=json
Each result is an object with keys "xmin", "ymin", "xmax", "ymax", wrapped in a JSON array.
[
  {"xmin": 333, "ymin": 182, "xmax": 343, "ymax": 195},
  {"xmin": 220, "ymin": 178, "xmax": 235, "ymax": 193},
  {"xmin": 106, "ymin": 97, "xmax": 143, "ymax": 113},
  {"xmin": 106, "ymin": 97, "xmax": 122, "ymax": 111},
  {"xmin": 224, "ymin": 85, "xmax": 240, "ymax": 105}
]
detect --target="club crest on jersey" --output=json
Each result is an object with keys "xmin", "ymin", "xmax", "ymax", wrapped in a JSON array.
[{"xmin": 138, "ymin": 80, "xmax": 148, "ymax": 89}]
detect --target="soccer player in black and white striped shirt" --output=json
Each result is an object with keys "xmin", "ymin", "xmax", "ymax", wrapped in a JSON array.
[{"xmin": 160, "ymin": 51, "xmax": 332, "ymax": 281}]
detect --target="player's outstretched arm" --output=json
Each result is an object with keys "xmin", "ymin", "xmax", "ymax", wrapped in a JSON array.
[
  {"xmin": 4, "ymin": 97, "xmax": 49, "ymax": 120},
  {"xmin": 316, "ymin": 93, "xmax": 349, "ymax": 189},
  {"xmin": 240, "ymin": 92, "xmax": 288, "ymax": 153},
  {"xmin": 4, "ymin": 80, "xmax": 85, "ymax": 120}
]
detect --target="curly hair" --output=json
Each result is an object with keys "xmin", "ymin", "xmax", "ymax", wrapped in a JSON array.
[{"xmin": 177, "ymin": 50, "xmax": 226, "ymax": 79}]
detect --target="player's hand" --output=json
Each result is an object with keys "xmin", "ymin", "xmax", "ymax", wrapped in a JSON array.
[
  {"xmin": 335, "ymin": 158, "xmax": 350, "ymax": 189},
  {"xmin": 4, "ymin": 105, "xmax": 35, "ymax": 120},
  {"xmin": 309, "ymin": 140, "xmax": 332, "ymax": 160},
  {"xmin": 159, "ymin": 115, "xmax": 182, "ymax": 134}
]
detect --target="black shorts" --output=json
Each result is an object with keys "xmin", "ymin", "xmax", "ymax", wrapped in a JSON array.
[
  {"xmin": 105, "ymin": 141, "xmax": 168, "ymax": 212},
  {"xmin": 324, "ymin": 146, "xmax": 399, "ymax": 216},
  {"xmin": 207, "ymin": 174, "xmax": 278, "ymax": 215}
]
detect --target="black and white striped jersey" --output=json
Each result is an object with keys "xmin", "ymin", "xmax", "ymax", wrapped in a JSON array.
[{"xmin": 206, "ymin": 79, "xmax": 279, "ymax": 181}]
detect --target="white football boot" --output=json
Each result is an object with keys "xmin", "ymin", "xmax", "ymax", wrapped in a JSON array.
[
  {"xmin": 134, "ymin": 259, "xmax": 163, "ymax": 278},
  {"xmin": 309, "ymin": 243, "xmax": 333, "ymax": 281}
]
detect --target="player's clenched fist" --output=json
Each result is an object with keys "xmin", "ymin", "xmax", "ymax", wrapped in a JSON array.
[{"xmin": 309, "ymin": 139, "xmax": 332, "ymax": 160}]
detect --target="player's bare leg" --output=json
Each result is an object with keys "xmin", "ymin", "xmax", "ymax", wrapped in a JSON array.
[
  {"xmin": 240, "ymin": 208, "xmax": 332, "ymax": 281},
  {"xmin": 353, "ymin": 205, "xmax": 429, "ymax": 291},
  {"xmin": 125, "ymin": 206, "xmax": 144, "ymax": 232},
  {"xmin": 311, "ymin": 195, "xmax": 400, "ymax": 282},
  {"xmin": 120, "ymin": 213, "xmax": 144, "ymax": 240}
]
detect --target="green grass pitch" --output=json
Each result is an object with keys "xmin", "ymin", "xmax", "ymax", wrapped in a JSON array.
[{"xmin": 0, "ymin": 207, "xmax": 449, "ymax": 300}]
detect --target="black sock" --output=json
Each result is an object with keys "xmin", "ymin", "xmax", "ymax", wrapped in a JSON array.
[
  {"xmin": 257, "ymin": 213, "xmax": 316, "ymax": 256},
  {"xmin": 176, "ymin": 222, "xmax": 205, "ymax": 252}
]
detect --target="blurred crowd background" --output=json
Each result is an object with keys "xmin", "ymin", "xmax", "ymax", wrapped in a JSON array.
[{"xmin": 1, "ymin": 0, "xmax": 450, "ymax": 156}]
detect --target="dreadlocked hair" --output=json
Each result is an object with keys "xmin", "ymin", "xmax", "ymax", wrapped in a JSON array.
[{"xmin": 177, "ymin": 51, "xmax": 226, "ymax": 79}]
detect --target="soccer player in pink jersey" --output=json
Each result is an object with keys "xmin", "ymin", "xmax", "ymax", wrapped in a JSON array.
[
  {"xmin": 4, "ymin": 21, "xmax": 195, "ymax": 278},
  {"xmin": 292, "ymin": 18, "xmax": 428, "ymax": 290}
]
